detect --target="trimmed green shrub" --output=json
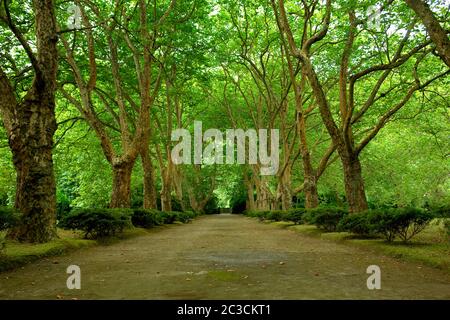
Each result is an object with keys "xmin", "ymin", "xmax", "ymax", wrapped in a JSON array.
[
  {"xmin": 305, "ymin": 207, "xmax": 348, "ymax": 231},
  {"xmin": 60, "ymin": 208, "xmax": 132, "ymax": 239},
  {"xmin": 392, "ymin": 208, "xmax": 434, "ymax": 242},
  {"xmin": 160, "ymin": 211, "xmax": 178, "ymax": 224},
  {"xmin": 285, "ymin": 208, "xmax": 305, "ymax": 225},
  {"xmin": 131, "ymin": 209, "xmax": 163, "ymax": 228},
  {"xmin": 339, "ymin": 208, "xmax": 434, "ymax": 242},
  {"xmin": 266, "ymin": 210, "xmax": 285, "ymax": 222},
  {"xmin": 173, "ymin": 211, "xmax": 191, "ymax": 223},
  {"xmin": 182, "ymin": 211, "xmax": 199, "ymax": 221},
  {"xmin": 131, "ymin": 210, "xmax": 200, "ymax": 228},
  {"xmin": 338, "ymin": 212, "xmax": 373, "ymax": 235},
  {"xmin": 244, "ymin": 210, "xmax": 266, "ymax": 220}
]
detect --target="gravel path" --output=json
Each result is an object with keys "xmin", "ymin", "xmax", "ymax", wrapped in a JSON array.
[{"xmin": 0, "ymin": 214, "xmax": 449, "ymax": 299}]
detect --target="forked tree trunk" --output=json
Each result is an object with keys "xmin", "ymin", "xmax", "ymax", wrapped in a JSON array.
[
  {"xmin": 298, "ymin": 117, "xmax": 319, "ymax": 209},
  {"xmin": 110, "ymin": 161, "xmax": 134, "ymax": 208},
  {"xmin": 141, "ymin": 149, "xmax": 157, "ymax": 209},
  {"xmin": 1, "ymin": 0, "xmax": 59, "ymax": 243},
  {"xmin": 341, "ymin": 155, "xmax": 368, "ymax": 213}
]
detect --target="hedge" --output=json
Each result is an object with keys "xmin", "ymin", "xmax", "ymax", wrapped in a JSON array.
[
  {"xmin": 131, "ymin": 209, "xmax": 164, "ymax": 228},
  {"xmin": 244, "ymin": 208, "xmax": 305, "ymax": 225},
  {"xmin": 338, "ymin": 208, "xmax": 435, "ymax": 242},
  {"xmin": 303, "ymin": 207, "xmax": 348, "ymax": 232},
  {"xmin": 59, "ymin": 208, "xmax": 203, "ymax": 238},
  {"xmin": 246, "ymin": 206, "xmax": 433, "ymax": 242},
  {"xmin": 59, "ymin": 208, "xmax": 133, "ymax": 239},
  {"xmin": 285, "ymin": 208, "xmax": 305, "ymax": 225}
]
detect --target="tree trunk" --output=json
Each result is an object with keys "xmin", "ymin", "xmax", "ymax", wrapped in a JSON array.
[
  {"xmin": 160, "ymin": 175, "xmax": 172, "ymax": 211},
  {"xmin": 256, "ymin": 179, "xmax": 271, "ymax": 211},
  {"xmin": 298, "ymin": 113, "xmax": 319, "ymax": 209},
  {"xmin": 303, "ymin": 174, "xmax": 319, "ymax": 209},
  {"xmin": 141, "ymin": 149, "xmax": 157, "ymax": 209},
  {"xmin": 341, "ymin": 155, "xmax": 368, "ymax": 213},
  {"xmin": 279, "ymin": 174, "xmax": 292, "ymax": 210},
  {"xmin": 1, "ymin": 0, "xmax": 59, "ymax": 243},
  {"xmin": 110, "ymin": 161, "xmax": 134, "ymax": 208},
  {"xmin": 7, "ymin": 98, "xmax": 57, "ymax": 242},
  {"xmin": 244, "ymin": 175, "xmax": 255, "ymax": 211}
]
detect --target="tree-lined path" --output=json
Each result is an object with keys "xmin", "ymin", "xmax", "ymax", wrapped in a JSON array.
[{"xmin": 0, "ymin": 214, "xmax": 448, "ymax": 299}]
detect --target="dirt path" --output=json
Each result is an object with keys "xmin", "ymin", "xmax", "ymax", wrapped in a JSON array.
[{"xmin": 0, "ymin": 214, "xmax": 449, "ymax": 299}]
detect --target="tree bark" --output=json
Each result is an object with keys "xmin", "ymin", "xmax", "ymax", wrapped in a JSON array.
[
  {"xmin": 256, "ymin": 178, "xmax": 271, "ymax": 211},
  {"xmin": 244, "ymin": 173, "xmax": 255, "ymax": 211},
  {"xmin": 0, "ymin": 0, "xmax": 58, "ymax": 242},
  {"xmin": 160, "ymin": 175, "xmax": 172, "ymax": 211},
  {"xmin": 172, "ymin": 167, "xmax": 186, "ymax": 211},
  {"xmin": 7, "ymin": 96, "xmax": 57, "ymax": 242},
  {"xmin": 404, "ymin": 0, "xmax": 450, "ymax": 67},
  {"xmin": 298, "ymin": 118, "xmax": 319, "ymax": 209},
  {"xmin": 110, "ymin": 161, "xmax": 134, "ymax": 208},
  {"xmin": 341, "ymin": 154, "xmax": 368, "ymax": 213},
  {"xmin": 278, "ymin": 167, "xmax": 292, "ymax": 210},
  {"xmin": 141, "ymin": 148, "xmax": 157, "ymax": 209}
]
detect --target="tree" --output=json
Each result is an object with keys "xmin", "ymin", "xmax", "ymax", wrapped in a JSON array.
[
  {"xmin": 0, "ymin": 0, "xmax": 58, "ymax": 242},
  {"xmin": 59, "ymin": 0, "xmax": 164, "ymax": 208},
  {"xmin": 274, "ymin": 0, "xmax": 449, "ymax": 212}
]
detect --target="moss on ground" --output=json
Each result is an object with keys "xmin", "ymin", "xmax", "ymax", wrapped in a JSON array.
[
  {"xmin": 207, "ymin": 270, "xmax": 242, "ymax": 282},
  {"xmin": 267, "ymin": 219, "xmax": 450, "ymax": 273},
  {"xmin": 0, "ymin": 227, "xmax": 152, "ymax": 272}
]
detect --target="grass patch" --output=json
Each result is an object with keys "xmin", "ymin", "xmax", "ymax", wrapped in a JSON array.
[
  {"xmin": 268, "ymin": 221, "xmax": 294, "ymax": 229},
  {"xmin": 0, "ymin": 227, "xmax": 153, "ymax": 272},
  {"xmin": 270, "ymin": 220, "xmax": 450, "ymax": 273},
  {"xmin": 0, "ymin": 220, "xmax": 193, "ymax": 273},
  {"xmin": 207, "ymin": 270, "xmax": 242, "ymax": 282},
  {"xmin": 0, "ymin": 229, "xmax": 95, "ymax": 272}
]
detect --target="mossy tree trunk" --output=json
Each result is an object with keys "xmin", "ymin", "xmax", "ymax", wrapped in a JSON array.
[{"xmin": 0, "ymin": 0, "xmax": 58, "ymax": 242}]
